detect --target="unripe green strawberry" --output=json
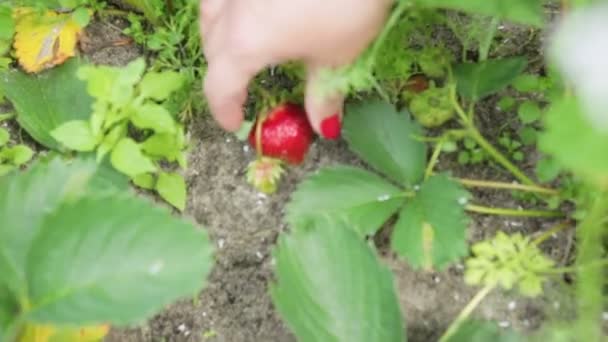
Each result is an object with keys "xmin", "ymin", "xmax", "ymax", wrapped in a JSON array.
[{"xmin": 409, "ymin": 86, "xmax": 454, "ymax": 128}]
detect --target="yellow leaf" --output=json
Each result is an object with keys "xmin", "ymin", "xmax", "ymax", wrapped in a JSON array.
[
  {"xmin": 12, "ymin": 7, "xmax": 84, "ymax": 73},
  {"xmin": 19, "ymin": 323, "xmax": 110, "ymax": 342}
]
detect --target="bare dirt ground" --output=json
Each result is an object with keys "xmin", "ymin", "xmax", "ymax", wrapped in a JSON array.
[{"xmin": 82, "ymin": 14, "xmax": 577, "ymax": 342}]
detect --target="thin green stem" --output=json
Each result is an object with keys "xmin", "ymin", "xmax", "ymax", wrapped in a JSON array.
[
  {"xmin": 546, "ymin": 259, "xmax": 608, "ymax": 275},
  {"xmin": 533, "ymin": 221, "xmax": 571, "ymax": 246},
  {"xmin": 439, "ymin": 285, "xmax": 494, "ymax": 342},
  {"xmin": 465, "ymin": 204, "xmax": 565, "ymax": 218},
  {"xmin": 456, "ymin": 178, "xmax": 559, "ymax": 196},
  {"xmin": 367, "ymin": 1, "xmax": 410, "ymax": 68},
  {"xmin": 425, "ymin": 139, "xmax": 444, "ymax": 180},
  {"xmin": 468, "ymin": 129, "xmax": 537, "ymax": 186}
]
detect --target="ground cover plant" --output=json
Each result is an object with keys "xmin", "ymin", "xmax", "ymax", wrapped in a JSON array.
[{"xmin": 0, "ymin": 0, "xmax": 607, "ymax": 341}]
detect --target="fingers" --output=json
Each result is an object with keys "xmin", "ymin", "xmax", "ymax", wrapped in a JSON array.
[
  {"xmin": 304, "ymin": 65, "xmax": 344, "ymax": 140},
  {"xmin": 203, "ymin": 57, "xmax": 256, "ymax": 132}
]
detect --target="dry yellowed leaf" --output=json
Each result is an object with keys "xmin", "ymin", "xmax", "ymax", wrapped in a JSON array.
[
  {"xmin": 12, "ymin": 7, "xmax": 84, "ymax": 73},
  {"xmin": 18, "ymin": 323, "xmax": 110, "ymax": 342}
]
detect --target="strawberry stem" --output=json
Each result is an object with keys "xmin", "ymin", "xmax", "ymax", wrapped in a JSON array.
[{"xmin": 255, "ymin": 112, "xmax": 267, "ymax": 158}]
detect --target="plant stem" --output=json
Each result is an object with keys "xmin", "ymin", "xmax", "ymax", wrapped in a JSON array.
[
  {"xmin": 468, "ymin": 129, "xmax": 536, "ymax": 186},
  {"xmin": 465, "ymin": 204, "xmax": 565, "ymax": 218},
  {"xmin": 547, "ymin": 258, "xmax": 608, "ymax": 275},
  {"xmin": 532, "ymin": 221, "xmax": 571, "ymax": 245},
  {"xmin": 366, "ymin": 1, "xmax": 410, "ymax": 68},
  {"xmin": 425, "ymin": 139, "xmax": 444, "ymax": 180},
  {"xmin": 438, "ymin": 285, "xmax": 494, "ymax": 342},
  {"xmin": 573, "ymin": 191, "xmax": 608, "ymax": 340},
  {"xmin": 456, "ymin": 178, "xmax": 558, "ymax": 195}
]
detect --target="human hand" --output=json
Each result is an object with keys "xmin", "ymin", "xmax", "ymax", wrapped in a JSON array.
[{"xmin": 200, "ymin": 0, "xmax": 393, "ymax": 139}]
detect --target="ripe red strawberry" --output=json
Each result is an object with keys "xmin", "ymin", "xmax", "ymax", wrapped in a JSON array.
[{"xmin": 248, "ymin": 103, "xmax": 314, "ymax": 165}]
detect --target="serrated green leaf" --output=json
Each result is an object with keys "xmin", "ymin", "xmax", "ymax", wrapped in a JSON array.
[
  {"xmin": 518, "ymin": 101, "xmax": 541, "ymax": 124},
  {"xmin": 0, "ymin": 158, "xmax": 97, "ymax": 298},
  {"xmin": 0, "ymin": 59, "xmax": 94, "ymax": 150},
  {"xmin": 286, "ymin": 166, "xmax": 405, "ymax": 237},
  {"xmin": 454, "ymin": 57, "xmax": 527, "ymax": 101},
  {"xmin": 418, "ymin": 0, "xmax": 544, "ymax": 27},
  {"xmin": 51, "ymin": 120, "xmax": 98, "ymax": 152},
  {"xmin": 392, "ymin": 174, "xmax": 470, "ymax": 270},
  {"xmin": 538, "ymin": 97, "xmax": 608, "ymax": 182},
  {"xmin": 131, "ymin": 103, "xmax": 176, "ymax": 133},
  {"xmin": 110, "ymin": 138, "xmax": 157, "ymax": 178},
  {"xmin": 97, "ymin": 124, "xmax": 126, "ymax": 163},
  {"xmin": 447, "ymin": 320, "xmax": 523, "ymax": 342},
  {"xmin": 156, "ymin": 172, "xmax": 186, "ymax": 211},
  {"xmin": 344, "ymin": 100, "xmax": 426, "ymax": 186},
  {"xmin": 26, "ymin": 193, "xmax": 213, "ymax": 325},
  {"xmin": 0, "ymin": 128, "xmax": 8, "ymax": 147},
  {"xmin": 270, "ymin": 221, "xmax": 404, "ymax": 342},
  {"xmin": 139, "ymin": 71, "xmax": 184, "ymax": 101}
]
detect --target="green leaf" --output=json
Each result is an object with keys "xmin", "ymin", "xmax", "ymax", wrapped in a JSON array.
[
  {"xmin": 343, "ymin": 100, "xmax": 426, "ymax": 186},
  {"xmin": 0, "ymin": 127, "xmax": 8, "ymax": 147},
  {"xmin": 0, "ymin": 58, "xmax": 94, "ymax": 150},
  {"xmin": 26, "ymin": 193, "xmax": 213, "ymax": 325},
  {"xmin": 286, "ymin": 166, "xmax": 405, "ymax": 237},
  {"xmin": 3, "ymin": 145, "xmax": 34, "ymax": 166},
  {"xmin": 447, "ymin": 320, "xmax": 522, "ymax": 342},
  {"xmin": 131, "ymin": 104, "xmax": 176, "ymax": 133},
  {"xmin": 133, "ymin": 173, "xmax": 156, "ymax": 190},
  {"xmin": 97, "ymin": 124, "xmax": 126, "ymax": 163},
  {"xmin": 77, "ymin": 58, "xmax": 145, "ymax": 107},
  {"xmin": 110, "ymin": 138, "xmax": 157, "ymax": 178},
  {"xmin": 418, "ymin": 0, "xmax": 544, "ymax": 27},
  {"xmin": 234, "ymin": 120, "xmax": 254, "ymax": 141},
  {"xmin": 392, "ymin": 174, "xmax": 471, "ymax": 270},
  {"xmin": 71, "ymin": 7, "xmax": 91, "ymax": 27},
  {"xmin": 0, "ymin": 164, "xmax": 14, "ymax": 177},
  {"xmin": 517, "ymin": 101, "xmax": 541, "ymax": 124},
  {"xmin": 453, "ymin": 57, "xmax": 527, "ymax": 101},
  {"xmin": 519, "ymin": 126, "xmax": 538, "ymax": 146},
  {"xmin": 538, "ymin": 97, "xmax": 608, "ymax": 182},
  {"xmin": 156, "ymin": 172, "xmax": 186, "ymax": 211},
  {"xmin": 122, "ymin": 0, "xmax": 162, "ymax": 23},
  {"xmin": 0, "ymin": 283, "xmax": 18, "ymax": 339},
  {"xmin": 51, "ymin": 120, "xmax": 98, "ymax": 152},
  {"xmin": 0, "ymin": 5, "xmax": 14, "ymax": 40},
  {"xmin": 497, "ymin": 96, "xmax": 516, "ymax": 111},
  {"xmin": 141, "ymin": 133, "xmax": 179, "ymax": 161},
  {"xmin": 512, "ymin": 74, "xmax": 540, "ymax": 93},
  {"xmin": 139, "ymin": 71, "xmax": 185, "ymax": 101},
  {"xmin": 270, "ymin": 221, "xmax": 404, "ymax": 342},
  {"xmin": 535, "ymin": 157, "xmax": 561, "ymax": 183},
  {"xmin": 0, "ymin": 157, "xmax": 97, "ymax": 297}
]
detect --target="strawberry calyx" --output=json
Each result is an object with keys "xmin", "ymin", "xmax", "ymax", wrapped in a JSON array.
[{"xmin": 246, "ymin": 156, "xmax": 285, "ymax": 194}]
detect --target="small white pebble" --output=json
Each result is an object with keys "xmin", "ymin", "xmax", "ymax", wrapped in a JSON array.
[
  {"xmin": 454, "ymin": 293, "xmax": 460, "ymax": 301},
  {"xmin": 218, "ymin": 239, "xmax": 226, "ymax": 249},
  {"xmin": 552, "ymin": 233, "xmax": 558, "ymax": 239},
  {"xmin": 433, "ymin": 276, "xmax": 441, "ymax": 284},
  {"xmin": 202, "ymin": 311, "xmax": 207, "ymax": 317},
  {"xmin": 243, "ymin": 145, "xmax": 250, "ymax": 152},
  {"xmin": 499, "ymin": 321, "xmax": 511, "ymax": 328},
  {"xmin": 602, "ymin": 312, "xmax": 608, "ymax": 320},
  {"xmin": 413, "ymin": 185, "xmax": 421, "ymax": 191},
  {"xmin": 225, "ymin": 138, "xmax": 232, "ymax": 143},
  {"xmin": 256, "ymin": 251, "xmax": 264, "ymax": 260},
  {"xmin": 257, "ymin": 193, "xmax": 268, "ymax": 200},
  {"xmin": 508, "ymin": 301, "xmax": 517, "ymax": 311},
  {"xmin": 455, "ymin": 263, "xmax": 465, "ymax": 270},
  {"xmin": 256, "ymin": 200, "xmax": 264, "ymax": 206},
  {"xmin": 177, "ymin": 324, "xmax": 186, "ymax": 332},
  {"xmin": 184, "ymin": 331, "xmax": 191, "ymax": 337},
  {"xmin": 458, "ymin": 197, "xmax": 468, "ymax": 205}
]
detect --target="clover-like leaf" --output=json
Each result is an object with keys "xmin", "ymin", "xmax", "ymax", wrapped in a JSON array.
[
  {"xmin": 392, "ymin": 174, "xmax": 471, "ymax": 270},
  {"xmin": 285, "ymin": 166, "xmax": 405, "ymax": 237},
  {"xmin": 271, "ymin": 220, "xmax": 404, "ymax": 342},
  {"xmin": 464, "ymin": 231, "xmax": 555, "ymax": 297},
  {"xmin": 343, "ymin": 100, "xmax": 426, "ymax": 186}
]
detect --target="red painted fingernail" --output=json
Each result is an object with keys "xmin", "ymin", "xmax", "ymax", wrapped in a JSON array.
[{"xmin": 320, "ymin": 114, "xmax": 341, "ymax": 140}]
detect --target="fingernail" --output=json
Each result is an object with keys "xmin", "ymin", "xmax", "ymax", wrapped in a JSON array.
[{"xmin": 320, "ymin": 114, "xmax": 341, "ymax": 140}]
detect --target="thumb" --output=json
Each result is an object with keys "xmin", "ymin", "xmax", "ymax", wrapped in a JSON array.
[
  {"xmin": 203, "ymin": 57, "xmax": 254, "ymax": 132},
  {"xmin": 304, "ymin": 66, "xmax": 344, "ymax": 140}
]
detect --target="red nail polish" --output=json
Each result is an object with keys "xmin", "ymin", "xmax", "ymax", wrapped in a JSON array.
[{"xmin": 320, "ymin": 114, "xmax": 341, "ymax": 140}]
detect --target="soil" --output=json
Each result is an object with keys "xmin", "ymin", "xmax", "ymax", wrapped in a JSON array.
[{"xmin": 75, "ymin": 14, "xmax": 576, "ymax": 342}]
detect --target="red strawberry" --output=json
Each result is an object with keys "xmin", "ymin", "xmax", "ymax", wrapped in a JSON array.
[{"xmin": 248, "ymin": 103, "xmax": 314, "ymax": 165}]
